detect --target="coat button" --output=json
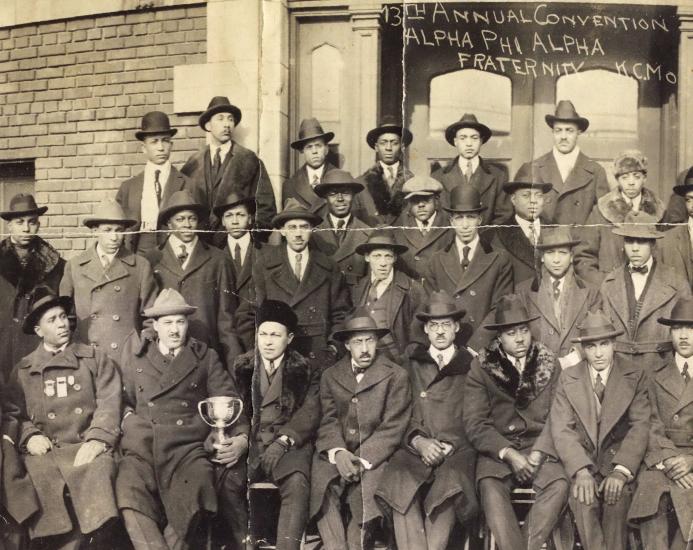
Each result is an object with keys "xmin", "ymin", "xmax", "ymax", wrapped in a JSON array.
[
  {"xmin": 47, "ymin": 412, "xmax": 56, "ymax": 419},
  {"xmin": 112, "ymin": 315, "xmax": 120, "ymax": 321},
  {"xmin": 470, "ymin": 290, "xmax": 476, "ymax": 296},
  {"xmin": 414, "ymin": 256, "xmax": 420, "ymax": 261},
  {"xmin": 548, "ymin": 329, "xmax": 554, "ymax": 335},
  {"xmin": 114, "ymin": 286, "xmax": 121, "ymax": 291},
  {"xmin": 176, "ymin": 419, "xmax": 183, "ymax": 426},
  {"xmin": 90, "ymin": 313, "xmax": 97, "ymax": 320},
  {"xmin": 274, "ymin": 404, "xmax": 280, "ymax": 409},
  {"xmin": 110, "ymin": 343, "xmax": 118, "ymax": 350},
  {"xmin": 420, "ymin": 391, "xmax": 427, "ymax": 398},
  {"xmin": 269, "ymin": 426, "xmax": 275, "ymax": 433},
  {"xmin": 347, "ymin": 265, "xmax": 353, "ymax": 271},
  {"xmin": 351, "ymin": 397, "xmax": 358, "ymax": 403},
  {"xmin": 181, "ymin": 401, "xmax": 188, "ymax": 407},
  {"xmin": 74, "ymin": 407, "xmax": 83, "ymax": 415},
  {"xmin": 136, "ymin": 368, "xmax": 143, "ymax": 373},
  {"xmin": 349, "ymin": 428, "xmax": 356, "ymax": 435},
  {"xmin": 90, "ymin": 342, "xmax": 98, "ymax": 347},
  {"xmin": 673, "ymin": 414, "xmax": 679, "ymax": 421},
  {"xmin": 73, "ymin": 384, "xmax": 81, "ymax": 391},
  {"xmin": 508, "ymin": 424, "xmax": 516, "ymax": 431},
  {"xmin": 147, "ymin": 402, "xmax": 154, "ymax": 407}
]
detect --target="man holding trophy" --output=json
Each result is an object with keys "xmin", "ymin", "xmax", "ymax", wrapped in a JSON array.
[{"xmin": 116, "ymin": 288, "xmax": 248, "ymax": 550}]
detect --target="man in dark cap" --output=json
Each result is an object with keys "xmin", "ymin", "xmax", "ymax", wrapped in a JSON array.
[
  {"xmin": 309, "ymin": 312, "xmax": 411, "ymax": 550},
  {"xmin": 661, "ymin": 167, "xmax": 693, "ymax": 288},
  {"xmin": 181, "ymin": 96, "xmax": 276, "ymax": 237},
  {"xmin": 0, "ymin": 193, "xmax": 64, "ymax": 382},
  {"xmin": 662, "ymin": 165, "xmax": 693, "ymax": 225}
]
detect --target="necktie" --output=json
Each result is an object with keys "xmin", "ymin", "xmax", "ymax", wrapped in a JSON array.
[
  {"xmin": 515, "ymin": 357, "xmax": 523, "ymax": 373},
  {"xmin": 267, "ymin": 360, "xmax": 276, "ymax": 379},
  {"xmin": 154, "ymin": 170, "xmax": 162, "ymax": 205},
  {"xmin": 368, "ymin": 279, "xmax": 380, "ymax": 303},
  {"xmin": 335, "ymin": 219, "xmax": 346, "ymax": 244},
  {"xmin": 464, "ymin": 160, "xmax": 473, "ymax": 184},
  {"xmin": 178, "ymin": 244, "xmax": 188, "ymax": 266},
  {"xmin": 168, "ymin": 349, "xmax": 176, "ymax": 359},
  {"xmin": 528, "ymin": 224, "xmax": 537, "ymax": 246},
  {"xmin": 552, "ymin": 279, "xmax": 561, "ymax": 301},
  {"xmin": 101, "ymin": 254, "xmax": 111, "ymax": 269},
  {"xmin": 234, "ymin": 243, "xmax": 242, "ymax": 272},
  {"xmin": 312, "ymin": 173, "xmax": 320, "ymax": 186},
  {"xmin": 594, "ymin": 373, "xmax": 605, "ymax": 402},
  {"xmin": 461, "ymin": 246, "xmax": 471, "ymax": 271},
  {"xmin": 437, "ymin": 353, "xmax": 445, "ymax": 369},
  {"xmin": 629, "ymin": 264, "xmax": 649, "ymax": 275},
  {"xmin": 294, "ymin": 253, "xmax": 303, "ymax": 281},
  {"xmin": 683, "ymin": 362, "xmax": 690, "ymax": 384},
  {"xmin": 213, "ymin": 147, "xmax": 222, "ymax": 177},
  {"xmin": 386, "ymin": 166, "xmax": 396, "ymax": 186},
  {"xmin": 420, "ymin": 220, "xmax": 429, "ymax": 235}
]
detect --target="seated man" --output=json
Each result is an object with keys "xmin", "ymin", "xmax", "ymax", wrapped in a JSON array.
[
  {"xmin": 12, "ymin": 287, "xmax": 121, "ymax": 550},
  {"xmin": 309, "ymin": 312, "xmax": 411, "ymax": 550},
  {"xmin": 628, "ymin": 297, "xmax": 693, "ymax": 550},
  {"xmin": 549, "ymin": 310, "xmax": 650, "ymax": 550},
  {"xmin": 376, "ymin": 291, "xmax": 477, "ymax": 550},
  {"xmin": 231, "ymin": 300, "xmax": 321, "ymax": 550},
  {"xmin": 463, "ymin": 295, "xmax": 569, "ymax": 550},
  {"xmin": 116, "ymin": 289, "xmax": 249, "ymax": 550}
]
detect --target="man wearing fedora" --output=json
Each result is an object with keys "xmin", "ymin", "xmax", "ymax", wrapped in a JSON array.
[
  {"xmin": 116, "ymin": 288, "xmax": 248, "ymax": 550},
  {"xmin": 432, "ymin": 113, "xmax": 512, "ymax": 227},
  {"xmin": 60, "ymin": 199, "xmax": 157, "ymax": 363},
  {"xmin": 376, "ymin": 291, "xmax": 477, "ymax": 550},
  {"xmin": 181, "ymin": 96, "xmax": 276, "ymax": 238},
  {"xmin": 464, "ymin": 295, "xmax": 569, "ymax": 550},
  {"xmin": 514, "ymin": 100, "xmax": 609, "ymax": 226},
  {"xmin": 309, "ymin": 311, "xmax": 411, "ymax": 550},
  {"xmin": 355, "ymin": 115, "xmax": 415, "ymax": 224},
  {"xmin": 662, "ymin": 166, "xmax": 693, "ymax": 225},
  {"xmin": 628, "ymin": 297, "xmax": 693, "ymax": 550},
  {"xmin": 230, "ymin": 300, "xmax": 322, "ymax": 550},
  {"xmin": 116, "ymin": 111, "xmax": 196, "ymax": 260},
  {"xmin": 148, "ymin": 190, "xmax": 243, "ymax": 367},
  {"xmin": 12, "ymin": 287, "xmax": 121, "ymax": 550},
  {"xmin": 549, "ymin": 310, "xmax": 650, "ymax": 550},
  {"xmin": 599, "ymin": 212, "xmax": 690, "ymax": 365},
  {"xmin": 660, "ymin": 167, "xmax": 693, "ymax": 288},
  {"xmin": 0, "ymin": 193, "xmax": 64, "ymax": 383},
  {"xmin": 423, "ymin": 186, "xmax": 513, "ymax": 346}
]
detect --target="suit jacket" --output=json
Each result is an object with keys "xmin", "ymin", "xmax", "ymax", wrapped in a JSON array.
[
  {"xmin": 393, "ymin": 210, "xmax": 455, "ymax": 279},
  {"xmin": 515, "ymin": 151, "xmax": 609, "ymax": 226},
  {"xmin": 356, "ymin": 162, "xmax": 414, "ymax": 225},
  {"xmin": 660, "ymin": 224, "xmax": 693, "ymax": 289},
  {"xmin": 311, "ymin": 215, "xmax": 372, "ymax": 287},
  {"xmin": 490, "ymin": 217, "xmax": 544, "ymax": 288}
]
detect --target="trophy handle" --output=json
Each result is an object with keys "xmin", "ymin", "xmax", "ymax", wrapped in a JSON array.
[
  {"xmin": 197, "ymin": 401, "xmax": 216, "ymax": 428},
  {"xmin": 228, "ymin": 398, "xmax": 244, "ymax": 426}
]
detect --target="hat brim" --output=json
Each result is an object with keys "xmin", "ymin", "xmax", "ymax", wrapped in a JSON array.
[
  {"xmin": 272, "ymin": 210, "xmax": 322, "ymax": 228},
  {"xmin": 415, "ymin": 308, "xmax": 466, "ymax": 322},
  {"xmin": 332, "ymin": 327, "xmax": 390, "ymax": 342},
  {"xmin": 83, "ymin": 217, "xmax": 138, "ymax": 229},
  {"xmin": 570, "ymin": 328, "xmax": 624, "ymax": 344},
  {"xmin": 445, "ymin": 121, "xmax": 492, "ymax": 146},
  {"xmin": 673, "ymin": 183, "xmax": 693, "ymax": 197},
  {"xmin": 158, "ymin": 204, "xmax": 208, "ymax": 227},
  {"xmin": 212, "ymin": 197, "xmax": 257, "ymax": 218},
  {"xmin": 313, "ymin": 182, "xmax": 364, "ymax": 198},
  {"xmin": 484, "ymin": 315, "xmax": 540, "ymax": 331},
  {"xmin": 503, "ymin": 182, "xmax": 554, "ymax": 194},
  {"xmin": 290, "ymin": 131, "xmax": 335, "ymax": 150},
  {"xmin": 536, "ymin": 239, "xmax": 581, "ymax": 250},
  {"xmin": 442, "ymin": 205, "xmax": 487, "ymax": 214},
  {"xmin": 0, "ymin": 206, "xmax": 48, "ymax": 220},
  {"xmin": 366, "ymin": 126, "xmax": 413, "ymax": 149},
  {"xmin": 143, "ymin": 305, "xmax": 198, "ymax": 318},
  {"xmin": 545, "ymin": 115, "xmax": 589, "ymax": 132},
  {"xmin": 23, "ymin": 296, "xmax": 73, "ymax": 334},
  {"xmin": 355, "ymin": 242, "xmax": 408, "ymax": 256},
  {"xmin": 658, "ymin": 316, "xmax": 693, "ymax": 326},
  {"xmin": 135, "ymin": 128, "xmax": 178, "ymax": 141},
  {"xmin": 199, "ymin": 104, "xmax": 243, "ymax": 130},
  {"xmin": 610, "ymin": 227, "xmax": 663, "ymax": 240},
  {"xmin": 404, "ymin": 191, "xmax": 442, "ymax": 201}
]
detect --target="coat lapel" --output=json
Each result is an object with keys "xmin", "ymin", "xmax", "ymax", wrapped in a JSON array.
[
  {"xmin": 129, "ymin": 173, "xmax": 144, "ymax": 220},
  {"xmin": 355, "ymin": 358, "xmax": 393, "ymax": 394},
  {"xmin": 331, "ymin": 358, "xmax": 357, "ymax": 394},
  {"xmin": 387, "ymin": 272, "xmax": 408, "ymax": 326},
  {"xmin": 560, "ymin": 272, "xmax": 588, "ymax": 342},
  {"xmin": 292, "ymin": 251, "xmax": 328, "ymax": 306},
  {"xmin": 78, "ymin": 246, "xmax": 109, "ymax": 284},
  {"xmin": 654, "ymin": 361, "xmax": 685, "ymax": 403},
  {"xmin": 457, "ymin": 244, "xmax": 495, "ymax": 294},
  {"xmin": 162, "ymin": 167, "xmax": 188, "ymax": 204},
  {"xmin": 471, "ymin": 158, "xmax": 496, "ymax": 196},
  {"xmin": 159, "ymin": 241, "xmax": 186, "ymax": 279},
  {"xmin": 564, "ymin": 363, "xmax": 599, "ymax": 448},
  {"xmin": 151, "ymin": 345, "xmax": 198, "ymax": 398},
  {"xmin": 439, "ymin": 246, "xmax": 464, "ymax": 292},
  {"xmin": 180, "ymin": 241, "xmax": 211, "ymax": 279},
  {"xmin": 637, "ymin": 269, "xmax": 677, "ymax": 326},
  {"xmin": 498, "ymin": 224, "xmax": 535, "ymax": 269},
  {"xmin": 270, "ymin": 249, "xmax": 299, "ymax": 297},
  {"xmin": 604, "ymin": 269, "xmax": 629, "ymax": 330},
  {"xmin": 598, "ymin": 361, "xmax": 638, "ymax": 445},
  {"xmin": 333, "ymin": 218, "xmax": 370, "ymax": 263},
  {"xmin": 562, "ymin": 153, "xmax": 595, "ymax": 195},
  {"xmin": 531, "ymin": 279, "xmax": 561, "ymax": 333},
  {"xmin": 261, "ymin": 363, "xmax": 283, "ymax": 406},
  {"xmin": 99, "ymin": 249, "xmax": 135, "ymax": 287}
]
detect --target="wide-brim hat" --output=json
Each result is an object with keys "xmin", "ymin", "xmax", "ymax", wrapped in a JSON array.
[
  {"xmin": 658, "ymin": 297, "xmax": 693, "ymax": 326},
  {"xmin": 256, "ymin": 299, "xmax": 298, "ymax": 334},
  {"xmin": 199, "ymin": 96, "xmax": 242, "ymax": 131},
  {"xmin": 402, "ymin": 175, "xmax": 444, "ymax": 200},
  {"xmin": 23, "ymin": 287, "xmax": 73, "ymax": 335},
  {"xmin": 611, "ymin": 211, "xmax": 662, "ymax": 240},
  {"xmin": 445, "ymin": 113, "xmax": 492, "ymax": 146},
  {"xmin": 135, "ymin": 110, "xmax": 177, "ymax": 141},
  {"xmin": 0, "ymin": 193, "xmax": 48, "ymax": 220},
  {"xmin": 672, "ymin": 166, "xmax": 693, "ymax": 196},
  {"xmin": 443, "ymin": 185, "xmax": 486, "ymax": 214},
  {"xmin": 290, "ymin": 118, "xmax": 335, "ymax": 150},
  {"xmin": 415, "ymin": 290, "xmax": 465, "ymax": 321},
  {"xmin": 366, "ymin": 115, "xmax": 413, "ymax": 149},
  {"xmin": 273, "ymin": 198, "xmax": 322, "ymax": 228},
  {"xmin": 83, "ymin": 199, "xmax": 138, "ymax": 229},
  {"xmin": 571, "ymin": 310, "xmax": 624, "ymax": 343},
  {"xmin": 355, "ymin": 229, "xmax": 408, "ymax": 256},
  {"xmin": 484, "ymin": 295, "xmax": 539, "ymax": 331},
  {"xmin": 332, "ymin": 311, "xmax": 390, "ymax": 342},
  {"xmin": 503, "ymin": 178, "xmax": 553, "ymax": 195},
  {"xmin": 313, "ymin": 169, "xmax": 364, "ymax": 198},
  {"xmin": 143, "ymin": 288, "xmax": 197, "ymax": 318},
  {"xmin": 158, "ymin": 190, "xmax": 208, "ymax": 227},
  {"xmin": 212, "ymin": 192, "xmax": 256, "ymax": 218},
  {"xmin": 535, "ymin": 226, "xmax": 581, "ymax": 250},
  {"xmin": 545, "ymin": 100, "xmax": 589, "ymax": 132}
]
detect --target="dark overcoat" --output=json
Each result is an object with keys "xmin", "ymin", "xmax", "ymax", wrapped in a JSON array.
[
  {"xmin": 392, "ymin": 210, "xmax": 455, "ymax": 280},
  {"xmin": 311, "ymin": 216, "xmax": 372, "ymax": 287},
  {"xmin": 356, "ymin": 162, "xmax": 414, "ymax": 225},
  {"xmin": 489, "ymin": 217, "xmax": 543, "ymax": 288},
  {"xmin": 660, "ymin": 224, "xmax": 693, "ymax": 289}
]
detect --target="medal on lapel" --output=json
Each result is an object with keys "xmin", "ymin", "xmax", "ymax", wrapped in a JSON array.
[
  {"xmin": 44, "ymin": 380, "xmax": 56, "ymax": 397},
  {"xmin": 56, "ymin": 377, "xmax": 68, "ymax": 398}
]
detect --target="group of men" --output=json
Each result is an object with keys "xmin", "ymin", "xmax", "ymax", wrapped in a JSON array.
[{"xmin": 0, "ymin": 93, "xmax": 690, "ymax": 550}]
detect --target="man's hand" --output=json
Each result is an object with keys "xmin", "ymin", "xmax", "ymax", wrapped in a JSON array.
[
  {"xmin": 503, "ymin": 448, "xmax": 535, "ymax": 484},
  {"xmin": 73, "ymin": 440, "xmax": 107, "ymax": 467},
  {"xmin": 213, "ymin": 435, "xmax": 248, "ymax": 468},
  {"xmin": 663, "ymin": 455, "xmax": 693, "ymax": 480},
  {"xmin": 572, "ymin": 468, "xmax": 599, "ymax": 506},
  {"xmin": 527, "ymin": 450, "xmax": 545, "ymax": 475},
  {"xmin": 260, "ymin": 440, "xmax": 288, "ymax": 477},
  {"xmin": 334, "ymin": 450, "xmax": 361, "ymax": 483},
  {"xmin": 412, "ymin": 436, "xmax": 446, "ymax": 467},
  {"xmin": 599, "ymin": 471, "xmax": 627, "ymax": 505},
  {"xmin": 674, "ymin": 471, "xmax": 693, "ymax": 489},
  {"xmin": 26, "ymin": 435, "xmax": 52, "ymax": 456}
]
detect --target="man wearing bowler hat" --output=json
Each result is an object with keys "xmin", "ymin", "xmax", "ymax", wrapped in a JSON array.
[
  {"xmin": 0, "ymin": 193, "xmax": 64, "ymax": 382},
  {"xmin": 60, "ymin": 199, "xmax": 157, "ymax": 363},
  {"xmin": 432, "ymin": 113, "xmax": 512, "ymax": 227},
  {"xmin": 514, "ymin": 100, "xmax": 609, "ymax": 226},
  {"xmin": 376, "ymin": 291, "xmax": 477, "ymax": 550},
  {"xmin": 662, "ymin": 165, "xmax": 693, "ymax": 225},
  {"xmin": 181, "ymin": 96, "xmax": 276, "ymax": 237},
  {"xmin": 660, "ymin": 167, "xmax": 693, "ymax": 288},
  {"xmin": 309, "ymin": 311, "xmax": 411, "ymax": 550},
  {"xmin": 549, "ymin": 310, "xmax": 650, "ymax": 550},
  {"xmin": 116, "ymin": 111, "xmax": 196, "ymax": 260}
]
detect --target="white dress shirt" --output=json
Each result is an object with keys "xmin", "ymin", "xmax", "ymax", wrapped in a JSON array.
[
  {"xmin": 688, "ymin": 218, "xmax": 693, "ymax": 250},
  {"xmin": 621, "ymin": 191, "xmax": 642, "ymax": 212},
  {"xmin": 262, "ymin": 354, "xmax": 284, "ymax": 377},
  {"xmin": 141, "ymin": 161, "xmax": 171, "ymax": 231},
  {"xmin": 210, "ymin": 141, "xmax": 232, "ymax": 166},
  {"xmin": 457, "ymin": 155, "xmax": 480, "ymax": 176},
  {"xmin": 287, "ymin": 246, "xmax": 309, "ymax": 279},
  {"xmin": 674, "ymin": 353, "xmax": 692, "ymax": 376},
  {"xmin": 329, "ymin": 213, "xmax": 351, "ymax": 230},
  {"xmin": 456, "ymin": 235, "xmax": 479, "ymax": 264},
  {"xmin": 429, "ymin": 344, "xmax": 456, "ymax": 369},
  {"xmin": 370, "ymin": 269, "xmax": 394, "ymax": 300},
  {"xmin": 227, "ymin": 233, "xmax": 251, "ymax": 266},
  {"xmin": 168, "ymin": 234, "xmax": 198, "ymax": 270},
  {"xmin": 380, "ymin": 161, "xmax": 400, "ymax": 187},
  {"xmin": 415, "ymin": 215, "xmax": 436, "ymax": 233},
  {"xmin": 96, "ymin": 243, "xmax": 118, "ymax": 268},
  {"xmin": 515, "ymin": 214, "xmax": 541, "ymax": 242},
  {"xmin": 158, "ymin": 341, "xmax": 182, "ymax": 358},
  {"xmin": 552, "ymin": 146, "xmax": 580, "ymax": 183},
  {"xmin": 306, "ymin": 164, "xmax": 325, "ymax": 186},
  {"xmin": 628, "ymin": 256, "xmax": 654, "ymax": 301}
]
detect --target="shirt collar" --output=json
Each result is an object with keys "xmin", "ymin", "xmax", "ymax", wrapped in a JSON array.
[
  {"xmin": 262, "ymin": 354, "xmax": 284, "ymax": 372},
  {"xmin": 415, "ymin": 214, "xmax": 436, "ymax": 231},
  {"xmin": 503, "ymin": 350, "xmax": 526, "ymax": 373},
  {"xmin": 589, "ymin": 363, "xmax": 612, "ymax": 385},
  {"xmin": 428, "ymin": 344, "xmax": 456, "ymax": 369},
  {"xmin": 370, "ymin": 268, "xmax": 394, "ymax": 287},
  {"xmin": 687, "ymin": 217, "xmax": 693, "ymax": 235},
  {"xmin": 628, "ymin": 255, "xmax": 654, "ymax": 274},
  {"xmin": 227, "ymin": 232, "xmax": 251, "ymax": 248},
  {"xmin": 169, "ymin": 234, "xmax": 198, "ymax": 254},
  {"xmin": 286, "ymin": 245, "xmax": 309, "ymax": 262},
  {"xmin": 158, "ymin": 340, "xmax": 181, "ymax": 358},
  {"xmin": 44, "ymin": 342, "xmax": 68, "ymax": 354},
  {"xmin": 620, "ymin": 191, "xmax": 642, "ymax": 211},
  {"xmin": 552, "ymin": 145, "xmax": 580, "ymax": 165},
  {"xmin": 96, "ymin": 243, "xmax": 119, "ymax": 261},
  {"xmin": 145, "ymin": 160, "xmax": 171, "ymax": 180},
  {"xmin": 306, "ymin": 164, "xmax": 325, "ymax": 181},
  {"xmin": 211, "ymin": 140, "xmax": 232, "ymax": 160},
  {"xmin": 458, "ymin": 155, "xmax": 480, "ymax": 173},
  {"xmin": 456, "ymin": 234, "xmax": 479, "ymax": 260},
  {"xmin": 550, "ymin": 275, "xmax": 566, "ymax": 292},
  {"xmin": 674, "ymin": 353, "xmax": 692, "ymax": 375},
  {"xmin": 329, "ymin": 213, "xmax": 351, "ymax": 228},
  {"xmin": 380, "ymin": 160, "xmax": 400, "ymax": 173},
  {"xmin": 515, "ymin": 214, "xmax": 541, "ymax": 237}
]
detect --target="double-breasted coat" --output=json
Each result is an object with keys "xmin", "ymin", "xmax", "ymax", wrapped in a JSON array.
[
  {"xmin": 490, "ymin": 217, "xmax": 544, "ymax": 288},
  {"xmin": 309, "ymin": 355, "xmax": 412, "ymax": 523},
  {"xmin": 393, "ymin": 210, "xmax": 455, "ymax": 280},
  {"xmin": 13, "ymin": 343, "xmax": 121, "ymax": 538},
  {"xmin": 311, "ymin": 216, "xmax": 372, "ymax": 287},
  {"xmin": 514, "ymin": 151, "xmax": 610, "ymax": 226},
  {"xmin": 59, "ymin": 244, "xmax": 157, "ymax": 362},
  {"xmin": 356, "ymin": 162, "xmax": 414, "ymax": 225},
  {"xmin": 660, "ymin": 224, "xmax": 693, "ymax": 289}
]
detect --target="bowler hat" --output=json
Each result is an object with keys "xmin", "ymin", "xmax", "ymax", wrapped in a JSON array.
[
  {"xmin": 503, "ymin": 176, "xmax": 553, "ymax": 195},
  {"xmin": 0, "ymin": 193, "xmax": 48, "ymax": 220},
  {"xmin": 366, "ymin": 115, "xmax": 413, "ymax": 149},
  {"xmin": 135, "ymin": 111, "xmax": 177, "ymax": 141},
  {"xmin": 672, "ymin": 166, "xmax": 693, "ymax": 197},
  {"xmin": 545, "ymin": 100, "xmax": 589, "ymax": 132},
  {"xmin": 23, "ymin": 286, "xmax": 72, "ymax": 335},
  {"xmin": 402, "ymin": 175, "xmax": 444, "ymax": 201},
  {"xmin": 313, "ymin": 170, "xmax": 364, "ymax": 198},
  {"xmin": 442, "ymin": 185, "xmax": 486, "ymax": 214},
  {"xmin": 290, "ymin": 118, "xmax": 334, "ymax": 150},
  {"xmin": 613, "ymin": 150, "xmax": 647, "ymax": 178},
  {"xmin": 256, "ymin": 299, "xmax": 298, "ymax": 334},
  {"xmin": 483, "ymin": 294, "xmax": 539, "ymax": 331},
  {"xmin": 143, "ymin": 288, "xmax": 197, "ymax": 318},
  {"xmin": 355, "ymin": 229, "xmax": 408, "ymax": 256},
  {"xmin": 158, "ymin": 190, "xmax": 208, "ymax": 227},
  {"xmin": 571, "ymin": 310, "xmax": 623, "ymax": 343},
  {"xmin": 199, "ymin": 96, "xmax": 242, "ymax": 131},
  {"xmin": 535, "ymin": 226, "xmax": 580, "ymax": 250},
  {"xmin": 332, "ymin": 310, "xmax": 390, "ymax": 342},
  {"xmin": 658, "ymin": 297, "xmax": 693, "ymax": 326},
  {"xmin": 83, "ymin": 199, "xmax": 137, "ymax": 229},
  {"xmin": 212, "ymin": 192, "xmax": 256, "ymax": 218},
  {"xmin": 415, "ymin": 290, "xmax": 465, "ymax": 322},
  {"xmin": 445, "ymin": 113, "xmax": 492, "ymax": 146},
  {"xmin": 272, "ymin": 198, "xmax": 322, "ymax": 228},
  {"xmin": 611, "ymin": 211, "xmax": 662, "ymax": 240}
]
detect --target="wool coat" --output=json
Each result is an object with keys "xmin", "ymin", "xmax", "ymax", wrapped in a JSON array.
[
  {"xmin": 392, "ymin": 210, "xmax": 455, "ymax": 280},
  {"xmin": 514, "ymin": 151, "xmax": 610, "ymax": 226},
  {"xmin": 311, "ymin": 215, "xmax": 372, "ymax": 287},
  {"xmin": 356, "ymin": 162, "xmax": 414, "ymax": 225},
  {"xmin": 309, "ymin": 355, "xmax": 412, "ymax": 523},
  {"xmin": 60, "ymin": 244, "xmax": 157, "ymax": 362},
  {"xmin": 489, "ymin": 217, "xmax": 545, "ymax": 288},
  {"xmin": 13, "ymin": 343, "xmax": 121, "ymax": 538},
  {"xmin": 660, "ymin": 223, "xmax": 693, "ymax": 289}
]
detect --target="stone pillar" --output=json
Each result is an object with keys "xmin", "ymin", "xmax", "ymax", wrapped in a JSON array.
[{"xmin": 678, "ymin": 6, "xmax": 693, "ymax": 171}]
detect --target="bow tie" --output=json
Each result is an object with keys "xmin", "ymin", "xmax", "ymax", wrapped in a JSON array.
[
  {"xmin": 628, "ymin": 264, "xmax": 649, "ymax": 275},
  {"xmin": 353, "ymin": 366, "xmax": 368, "ymax": 376}
]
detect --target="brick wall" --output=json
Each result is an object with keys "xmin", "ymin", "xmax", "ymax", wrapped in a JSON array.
[{"xmin": 0, "ymin": 4, "xmax": 207, "ymax": 256}]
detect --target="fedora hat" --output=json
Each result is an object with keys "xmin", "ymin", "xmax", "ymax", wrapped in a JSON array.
[
  {"xmin": 272, "ymin": 198, "xmax": 322, "ymax": 228},
  {"xmin": 23, "ymin": 286, "xmax": 72, "ymax": 335},
  {"xmin": 256, "ymin": 299, "xmax": 298, "ymax": 334},
  {"xmin": 545, "ymin": 100, "xmax": 589, "ymax": 132},
  {"xmin": 332, "ymin": 310, "xmax": 390, "ymax": 342},
  {"xmin": 366, "ymin": 115, "xmax": 413, "ymax": 148},
  {"xmin": 445, "ymin": 113, "xmax": 492, "ymax": 146},
  {"xmin": 212, "ymin": 192, "xmax": 256, "ymax": 218},
  {"xmin": 658, "ymin": 297, "xmax": 693, "ymax": 326},
  {"xmin": 613, "ymin": 150, "xmax": 647, "ymax": 178},
  {"xmin": 571, "ymin": 310, "xmax": 623, "ymax": 343},
  {"xmin": 198, "ymin": 96, "xmax": 242, "ymax": 131},
  {"xmin": 503, "ymin": 175, "xmax": 553, "ymax": 195},
  {"xmin": 672, "ymin": 166, "xmax": 693, "ymax": 197},
  {"xmin": 0, "ymin": 193, "xmax": 48, "ymax": 221},
  {"xmin": 135, "ymin": 111, "xmax": 177, "ymax": 141},
  {"xmin": 535, "ymin": 226, "xmax": 580, "ymax": 250},
  {"xmin": 355, "ymin": 229, "xmax": 408, "ymax": 256},
  {"xmin": 611, "ymin": 211, "xmax": 662, "ymax": 240},
  {"xmin": 143, "ymin": 288, "xmax": 197, "ymax": 318},
  {"xmin": 158, "ymin": 190, "xmax": 208, "ymax": 227},
  {"xmin": 415, "ymin": 290, "xmax": 465, "ymax": 322},
  {"xmin": 83, "ymin": 199, "xmax": 137, "ymax": 229},
  {"xmin": 290, "ymin": 118, "xmax": 335, "ymax": 150},
  {"xmin": 313, "ymin": 169, "xmax": 364, "ymax": 198},
  {"xmin": 442, "ymin": 185, "xmax": 486, "ymax": 214},
  {"xmin": 402, "ymin": 175, "xmax": 444, "ymax": 201},
  {"xmin": 484, "ymin": 294, "xmax": 539, "ymax": 331}
]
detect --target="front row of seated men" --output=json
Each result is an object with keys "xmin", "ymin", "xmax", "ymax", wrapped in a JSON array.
[{"xmin": 0, "ymin": 283, "xmax": 691, "ymax": 550}]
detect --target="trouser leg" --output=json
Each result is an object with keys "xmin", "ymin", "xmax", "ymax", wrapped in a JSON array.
[
  {"xmin": 276, "ymin": 472, "xmax": 310, "ymax": 550},
  {"xmin": 425, "ymin": 499, "xmax": 456, "ymax": 550},
  {"xmin": 316, "ymin": 482, "xmax": 348, "ymax": 550},
  {"xmin": 569, "ymin": 494, "xmax": 605, "ymax": 550},
  {"xmin": 122, "ymin": 508, "xmax": 169, "ymax": 550},
  {"xmin": 479, "ymin": 477, "xmax": 523, "ymax": 550},
  {"xmin": 345, "ymin": 483, "xmax": 367, "ymax": 550},
  {"xmin": 525, "ymin": 479, "xmax": 570, "ymax": 550},
  {"xmin": 392, "ymin": 501, "xmax": 427, "ymax": 550},
  {"xmin": 602, "ymin": 483, "xmax": 632, "ymax": 550},
  {"xmin": 638, "ymin": 494, "xmax": 671, "ymax": 550},
  {"xmin": 216, "ymin": 463, "xmax": 248, "ymax": 550},
  {"xmin": 163, "ymin": 523, "xmax": 188, "ymax": 550}
]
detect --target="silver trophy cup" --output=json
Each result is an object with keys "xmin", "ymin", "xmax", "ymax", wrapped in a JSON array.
[{"xmin": 198, "ymin": 396, "xmax": 244, "ymax": 444}]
